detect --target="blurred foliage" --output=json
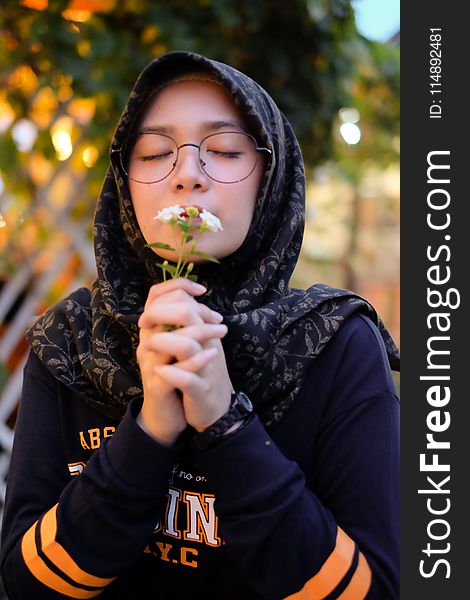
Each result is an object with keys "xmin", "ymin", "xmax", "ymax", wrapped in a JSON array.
[
  {"xmin": 320, "ymin": 36, "xmax": 400, "ymax": 297},
  {"xmin": 333, "ymin": 38, "xmax": 400, "ymax": 183},
  {"xmin": 0, "ymin": 0, "xmax": 366, "ymax": 185}
]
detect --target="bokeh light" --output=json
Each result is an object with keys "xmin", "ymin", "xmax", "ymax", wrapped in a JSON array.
[
  {"xmin": 51, "ymin": 117, "xmax": 74, "ymax": 161},
  {"xmin": 340, "ymin": 122, "xmax": 362, "ymax": 145},
  {"xmin": 339, "ymin": 107, "xmax": 360, "ymax": 124},
  {"xmin": 0, "ymin": 98, "xmax": 16, "ymax": 133},
  {"xmin": 82, "ymin": 146, "xmax": 99, "ymax": 168},
  {"xmin": 11, "ymin": 119, "xmax": 38, "ymax": 152}
]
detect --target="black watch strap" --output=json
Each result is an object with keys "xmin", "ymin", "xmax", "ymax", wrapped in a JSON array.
[{"xmin": 190, "ymin": 391, "xmax": 253, "ymax": 452}]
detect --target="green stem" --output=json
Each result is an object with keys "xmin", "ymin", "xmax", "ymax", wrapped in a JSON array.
[
  {"xmin": 175, "ymin": 231, "xmax": 185, "ymax": 278},
  {"xmin": 172, "ymin": 215, "xmax": 203, "ymax": 279}
]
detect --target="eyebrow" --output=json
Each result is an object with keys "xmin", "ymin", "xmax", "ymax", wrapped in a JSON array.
[
  {"xmin": 203, "ymin": 120, "xmax": 247, "ymax": 132},
  {"xmin": 138, "ymin": 119, "xmax": 247, "ymax": 135}
]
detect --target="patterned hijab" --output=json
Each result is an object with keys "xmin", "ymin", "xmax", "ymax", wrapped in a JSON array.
[{"xmin": 27, "ymin": 51, "xmax": 399, "ymax": 426}]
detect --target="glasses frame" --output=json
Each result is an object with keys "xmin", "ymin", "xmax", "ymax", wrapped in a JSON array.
[{"xmin": 114, "ymin": 131, "xmax": 272, "ymax": 185}]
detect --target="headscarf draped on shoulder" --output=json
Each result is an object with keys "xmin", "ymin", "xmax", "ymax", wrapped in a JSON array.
[{"xmin": 27, "ymin": 51, "xmax": 399, "ymax": 426}]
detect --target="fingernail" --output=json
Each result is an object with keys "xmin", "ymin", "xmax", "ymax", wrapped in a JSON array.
[
  {"xmin": 192, "ymin": 282, "xmax": 207, "ymax": 292},
  {"xmin": 212, "ymin": 311, "xmax": 224, "ymax": 322}
]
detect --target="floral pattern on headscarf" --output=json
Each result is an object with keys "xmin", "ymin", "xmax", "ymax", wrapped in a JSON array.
[{"xmin": 27, "ymin": 52, "xmax": 399, "ymax": 426}]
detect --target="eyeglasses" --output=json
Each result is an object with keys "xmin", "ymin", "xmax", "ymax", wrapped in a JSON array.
[{"xmin": 119, "ymin": 131, "xmax": 272, "ymax": 185}]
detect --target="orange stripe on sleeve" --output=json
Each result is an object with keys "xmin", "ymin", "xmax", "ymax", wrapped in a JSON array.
[
  {"xmin": 40, "ymin": 504, "xmax": 115, "ymax": 588},
  {"xmin": 285, "ymin": 527, "xmax": 355, "ymax": 599},
  {"xmin": 336, "ymin": 552, "xmax": 372, "ymax": 600},
  {"xmin": 21, "ymin": 521, "xmax": 102, "ymax": 598}
]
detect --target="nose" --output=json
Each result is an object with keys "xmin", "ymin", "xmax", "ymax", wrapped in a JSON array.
[{"xmin": 169, "ymin": 144, "xmax": 209, "ymax": 192}]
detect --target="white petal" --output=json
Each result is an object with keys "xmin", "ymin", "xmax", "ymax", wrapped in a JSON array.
[
  {"xmin": 200, "ymin": 209, "xmax": 223, "ymax": 231},
  {"xmin": 154, "ymin": 205, "xmax": 184, "ymax": 222}
]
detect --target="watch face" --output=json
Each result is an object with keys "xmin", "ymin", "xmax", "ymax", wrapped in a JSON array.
[{"xmin": 236, "ymin": 391, "xmax": 253, "ymax": 412}]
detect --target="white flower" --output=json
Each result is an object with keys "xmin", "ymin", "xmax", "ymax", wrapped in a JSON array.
[
  {"xmin": 148, "ymin": 205, "xmax": 222, "ymax": 281},
  {"xmin": 199, "ymin": 209, "xmax": 223, "ymax": 232},
  {"xmin": 154, "ymin": 205, "xmax": 184, "ymax": 223}
]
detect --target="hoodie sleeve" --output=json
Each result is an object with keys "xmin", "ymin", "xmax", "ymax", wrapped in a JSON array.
[
  {"xmin": 194, "ymin": 314, "xmax": 400, "ymax": 599},
  {"xmin": 0, "ymin": 352, "xmax": 179, "ymax": 599}
]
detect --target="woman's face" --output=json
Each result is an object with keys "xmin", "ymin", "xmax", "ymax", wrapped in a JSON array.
[{"xmin": 128, "ymin": 79, "xmax": 265, "ymax": 263}]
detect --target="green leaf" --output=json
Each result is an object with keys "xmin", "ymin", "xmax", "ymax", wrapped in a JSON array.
[
  {"xmin": 147, "ymin": 242, "xmax": 175, "ymax": 251},
  {"xmin": 191, "ymin": 251, "xmax": 220, "ymax": 263},
  {"xmin": 187, "ymin": 274, "xmax": 198, "ymax": 282},
  {"xmin": 156, "ymin": 262, "xmax": 177, "ymax": 276}
]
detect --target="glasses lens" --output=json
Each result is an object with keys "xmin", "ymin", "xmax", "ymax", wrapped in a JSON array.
[
  {"xmin": 126, "ymin": 134, "xmax": 177, "ymax": 183},
  {"xmin": 200, "ymin": 132, "xmax": 258, "ymax": 183}
]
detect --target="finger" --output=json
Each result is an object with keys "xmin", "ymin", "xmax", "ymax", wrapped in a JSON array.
[
  {"xmin": 154, "ymin": 349, "xmax": 217, "ymax": 392},
  {"xmin": 175, "ymin": 346, "xmax": 218, "ymax": 374},
  {"xmin": 139, "ymin": 302, "xmax": 201, "ymax": 329},
  {"xmin": 172, "ymin": 323, "xmax": 227, "ymax": 342},
  {"xmin": 144, "ymin": 324, "xmax": 227, "ymax": 357},
  {"xmin": 145, "ymin": 333, "xmax": 203, "ymax": 361},
  {"xmin": 139, "ymin": 301, "xmax": 223, "ymax": 329},
  {"xmin": 148, "ymin": 287, "xmax": 199, "ymax": 310},
  {"xmin": 146, "ymin": 279, "xmax": 206, "ymax": 306}
]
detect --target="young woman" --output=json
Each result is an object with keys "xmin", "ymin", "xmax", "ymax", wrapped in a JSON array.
[{"xmin": 0, "ymin": 51, "xmax": 399, "ymax": 599}]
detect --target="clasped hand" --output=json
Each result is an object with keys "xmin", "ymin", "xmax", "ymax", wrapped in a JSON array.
[{"xmin": 136, "ymin": 278, "xmax": 233, "ymax": 445}]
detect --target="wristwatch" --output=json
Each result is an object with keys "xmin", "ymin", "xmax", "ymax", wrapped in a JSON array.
[{"xmin": 190, "ymin": 391, "xmax": 253, "ymax": 452}]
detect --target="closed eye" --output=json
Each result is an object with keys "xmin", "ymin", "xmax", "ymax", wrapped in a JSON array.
[
  {"xmin": 208, "ymin": 150, "xmax": 242, "ymax": 159},
  {"xmin": 140, "ymin": 151, "xmax": 174, "ymax": 162}
]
